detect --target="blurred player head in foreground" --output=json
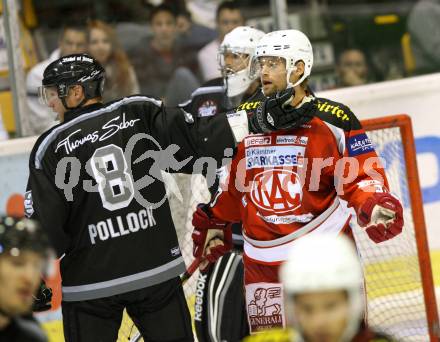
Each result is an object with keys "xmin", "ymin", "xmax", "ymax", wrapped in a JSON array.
[
  {"xmin": 0, "ymin": 216, "xmax": 51, "ymax": 323},
  {"xmin": 279, "ymin": 235, "xmax": 364, "ymax": 342},
  {"xmin": 218, "ymin": 26, "xmax": 265, "ymax": 98},
  {"xmin": 38, "ymin": 54, "xmax": 105, "ymax": 121},
  {"xmin": 251, "ymin": 29, "xmax": 313, "ymax": 102}
]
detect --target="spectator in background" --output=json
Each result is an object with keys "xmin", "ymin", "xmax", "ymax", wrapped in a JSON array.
[
  {"xmin": 336, "ymin": 48, "xmax": 371, "ymax": 88},
  {"xmin": 87, "ymin": 20, "xmax": 139, "ymax": 102},
  {"xmin": 176, "ymin": 7, "xmax": 217, "ymax": 52},
  {"xmin": 408, "ymin": 0, "xmax": 440, "ymax": 74},
  {"xmin": 197, "ymin": 1, "xmax": 245, "ymax": 82},
  {"xmin": 129, "ymin": 4, "xmax": 199, "ymax": 105},
  {"xmin": 26, "ymin": 24, "xmax": 86, "ymax": 135}
]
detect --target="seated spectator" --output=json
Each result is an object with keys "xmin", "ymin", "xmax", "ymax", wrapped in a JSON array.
[
  {"xmin": 336, "ymin": 48, "xmax": 371, "ymax": 88},
  {"xmin": 26, "ymin": 24, "xmax": 86, "ymax": 135},
  {"xmin": 408, "ymin": 0, "xmax": 440, "ymax": 74},
  {"xmin": 128, "ymin": 4, "xmax": 199, "ymax": 105},
  {"xmin": 87, "ymin": 20, "xmax": 139, "ymax": 102},
  {"xmin": 176, "ymin": 7, "xmax": 217, "ymax": 52},
  {"xmin": 197, "ymin": 1, "xmax": 245, "ymax": 82}
]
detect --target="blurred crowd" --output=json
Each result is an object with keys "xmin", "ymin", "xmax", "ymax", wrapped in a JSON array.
[{"xmin": 0, "ymin": 0, "xmax": 438, "ymax": 139}]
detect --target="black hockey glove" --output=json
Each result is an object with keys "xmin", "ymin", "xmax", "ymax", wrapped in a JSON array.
[
  {"xmin": 249, "ymin": 88, "xmax": 316, "ymax": 133},
  {"xmin": 32, "ymin": 280, "xmax": 53, "ymax": 312}
]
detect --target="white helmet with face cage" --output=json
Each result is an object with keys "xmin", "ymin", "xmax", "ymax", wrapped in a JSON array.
[
  {"xmin": 218, "ymin": 26, "xmax": 265, "ymax": 97},
  {"xmin": 253, "ymin": 29, "xmax": 313, "ymax": 89},
  {"xmin": 279, "ymin": 234, "xmax": 364, "ymax": 342}
]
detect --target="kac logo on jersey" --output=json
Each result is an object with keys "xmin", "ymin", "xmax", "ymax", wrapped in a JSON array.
[
  {"xmin": 348, "ymin": 133, "xmax": 374, "ymax": 156},
  {"xmin": 250, "ymin": 169, "xmax": 302, "ymax": 214},
  {"xmin": 198, "ymin": 100, "xmax": 217, "ymax": 117}
]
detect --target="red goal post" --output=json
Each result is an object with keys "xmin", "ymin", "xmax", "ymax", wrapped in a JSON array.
[{"xmin": 360, "ymin": 114, "xmax": 439, "ymax": 341}]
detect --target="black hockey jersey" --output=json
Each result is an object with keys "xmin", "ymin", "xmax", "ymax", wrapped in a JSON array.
[
  {"xmin": 179, "ymin": 77, "xmax": 230, "ymax": 118},
  {"xmin": 25, "ymin": 96, "xmax": 235, "ymax": 301}
]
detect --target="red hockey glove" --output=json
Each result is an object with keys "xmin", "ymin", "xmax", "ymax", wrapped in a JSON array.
[
  {"xmin": 357, "ymin": 193, "xmax": 404, "ymax": 243},
  {"xmin": 192, "ymin": 204, "xmax": 233, "ymax": 272}
]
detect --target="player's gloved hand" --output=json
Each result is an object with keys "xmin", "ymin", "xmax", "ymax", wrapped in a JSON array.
[
  {"xmin": 192, "ymin": 204, "xmax": 233, "ymax": 272},
  {"xmin": 357, "ymin": 193, "xmax": 404, "ymax": 243},
  {"xmin": 32, "ymin": 280, "xmax": 53, "ymax": 312},
  {"xmin": 249, "ymin": 88, "xmax": 315, "ymax": 133}
]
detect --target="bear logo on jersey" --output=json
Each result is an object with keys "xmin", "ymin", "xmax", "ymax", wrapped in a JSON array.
[{"xmin": 198, "ymin": 100, "xmax": 218, "ymax": 117}]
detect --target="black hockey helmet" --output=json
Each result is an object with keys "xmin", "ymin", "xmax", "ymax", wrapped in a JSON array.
[
  {"xmin": 0, "ymin": 216, "xmax": 51, "ymax": 258},
  {"xmin": 39, "ymin": 53, "xmax": 105, "ymax": 109}
]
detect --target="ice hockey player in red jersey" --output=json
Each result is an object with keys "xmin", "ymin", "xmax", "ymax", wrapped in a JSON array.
[
  {"xmin": 243, "ymin": 235, "xmax": 396, "ymax": 342},
  {"xmin": 191, "ymin": 29, "xmax": 404, "ymax": 334}
]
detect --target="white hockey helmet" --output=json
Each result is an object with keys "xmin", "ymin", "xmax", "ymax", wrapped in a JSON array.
[
  {"xmin": 253, "ymin": 29, "xmax": 313, "ymax": 89},
  {"xmin": 218, "ymin": 26, "xmax": 265, "ymax": 97},
  {"xmin": 279, "ymin": 234, "xmax": 364, "ymax": 341}
]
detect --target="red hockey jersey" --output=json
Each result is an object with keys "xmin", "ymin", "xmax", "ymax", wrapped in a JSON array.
[{"xmin": 210, "ymin": 97, "xmax": 390, "ymax": 264}]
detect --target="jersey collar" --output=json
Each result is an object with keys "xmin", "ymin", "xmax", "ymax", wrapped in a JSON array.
[{"xmin": 64, "ymin": 102, "xmax": 104, "ymax": 122}]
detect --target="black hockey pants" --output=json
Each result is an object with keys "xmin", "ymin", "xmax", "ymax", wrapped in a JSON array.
[{"xmin": 62, "ymin": 277, "xmax": 193, "ymax": 342}]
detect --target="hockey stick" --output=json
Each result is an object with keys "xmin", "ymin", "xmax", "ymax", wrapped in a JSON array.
[{"xmin": 180, "ymin": 256, "xmax": 203, "ymax": 284}]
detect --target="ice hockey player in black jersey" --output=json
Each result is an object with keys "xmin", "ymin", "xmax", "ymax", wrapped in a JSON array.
[
  {"xmin": 25, "ymin": 53, "xmax": 254, "ymax": 342},
  {"xmin": 182, "ymin": 26, "xmax": 265, "ymax": 342},
  {"xmin": 0, "ymin": 216, "xmax": 52, "ymax": 342}
]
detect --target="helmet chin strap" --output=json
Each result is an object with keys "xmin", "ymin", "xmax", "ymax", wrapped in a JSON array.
[
  {"xmin": 286, "ymin": 66, "xmax": 307, "ymax": 90},
  {"xmin": 60, "ymin": 92, "xmax": 88, "ymax": 111}
]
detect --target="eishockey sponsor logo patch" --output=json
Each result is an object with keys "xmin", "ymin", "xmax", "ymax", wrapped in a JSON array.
[
  {"xmin": 24, "ymin": 191, "xmax": 34, "ymax": 218},
  {"xmin": 245, "ymin": 136, "xmax": 271, "ymax": 147},
  {"xmin": 347, "ymin": 133, "xmax": 374, "ymax": 156},
  {"xmin": 256, "ymin": 211, "xmax": 314, "ymax": 224},
  {"xmin": 245, "ymin": 146, "xmax": 305, "ymax": 169},
  {"xmin": 357, "ymin": 179, "xmax": 386, "ymax": 193},
  {"xmin": 246, "ymin": 283, "xmax": 285, "ymax": 333},
  {"xmin": 170, "ymin": 246, "xmax": 181, "ymax": 256},
  {"xmin": 276, "ymin": 135, "xmax": 308, "ymax": 145},
  {"xmin": 194, "ymin": 273, "xmax": 207, "ymax": 321}
]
